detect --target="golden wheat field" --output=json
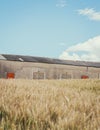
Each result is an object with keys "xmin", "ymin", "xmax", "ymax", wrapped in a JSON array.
[{"xmin": 0, "ymin": 79, "xmax": 100, "ymax": 130}]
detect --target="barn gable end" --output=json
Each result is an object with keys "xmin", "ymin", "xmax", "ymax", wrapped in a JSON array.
[{"xmin": 0, "ymin": 55, "xmax": 6, "ymax": 60}]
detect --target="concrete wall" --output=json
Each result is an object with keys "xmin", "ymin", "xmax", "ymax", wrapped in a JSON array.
[{"xmin": 0, "ymin": 60, "xmax": 100, "ymax": 79}]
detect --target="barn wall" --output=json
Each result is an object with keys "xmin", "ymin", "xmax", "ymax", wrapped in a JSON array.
[{"xmin": 0, "ymin": 60, "xmax": 100, "ymax": 79}]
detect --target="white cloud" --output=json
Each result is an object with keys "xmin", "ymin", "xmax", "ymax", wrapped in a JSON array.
[
  {"xmin": 78, "ymin": 8, "xmax": 100, "ymax": 21},
  {"xmin": 56, "ymin": 0, "xmax": 67, "ymax": 8},
  {"xmin": 59, "ymin": 36, "xmax": 100, "ymax": 62}
]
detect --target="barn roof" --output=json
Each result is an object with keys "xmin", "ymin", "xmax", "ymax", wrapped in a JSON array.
[{"xmin": 0, "ymin": 54, "xmax": 100, "ymax": 68}]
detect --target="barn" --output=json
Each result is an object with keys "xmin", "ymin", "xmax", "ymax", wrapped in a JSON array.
[{"xmin": 0, "ymin": 54, "xmax": 100, "ymax": 79}]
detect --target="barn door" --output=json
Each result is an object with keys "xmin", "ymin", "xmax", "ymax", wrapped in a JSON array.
[{"xmin": 7, "ymin": 73, "xmax": 15, "ymax": 79}]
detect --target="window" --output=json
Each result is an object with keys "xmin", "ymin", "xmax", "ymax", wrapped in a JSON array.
[
  {"xmin": 33, "ymin": 71, "xmax": 44, "ymax": 79},
  {"xmin": 61, "ymin": 72, "xmax": 71, "ymax": 79}
]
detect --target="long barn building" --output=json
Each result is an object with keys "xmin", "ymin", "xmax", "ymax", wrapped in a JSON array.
[{"xmin": 0, "ymin": 54, "xmax": 100, "ymax": 79}]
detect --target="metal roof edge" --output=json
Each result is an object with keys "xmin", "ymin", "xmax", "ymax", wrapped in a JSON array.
[{"xmin": 1, "ymin": 54, "xmax": 100, "ymax": 68}]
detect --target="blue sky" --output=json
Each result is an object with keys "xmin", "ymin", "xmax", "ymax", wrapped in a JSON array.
[{"xmin": 0, "ymin": 0, "xmax": 100, "ymax": 61}]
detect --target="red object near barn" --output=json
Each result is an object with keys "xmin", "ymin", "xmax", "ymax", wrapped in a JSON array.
[
  {"xmin": 7, "ymin": 73, "xmax": 15, "ymax": 79},
  {"xmin": 81, "ymin": 75, "xmax": 89, "ymax": 79}
]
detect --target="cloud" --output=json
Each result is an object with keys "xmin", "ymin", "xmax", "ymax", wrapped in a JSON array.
[
  {"xmin": 56, "ymin": 0, "xmax": 67, "ymax": 8},
  {"xmin": 59, "ymin": 36, "xmax": 100, "ymax": 62},
  {"xmin": 78, "ymin": 8, "xmax": 100, "ymax": 21}
]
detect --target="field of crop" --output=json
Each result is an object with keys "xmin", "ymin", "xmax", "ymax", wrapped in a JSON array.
[{"xmin": 0, "ymin": 79, "xmax": 100, "ymax": 130}]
